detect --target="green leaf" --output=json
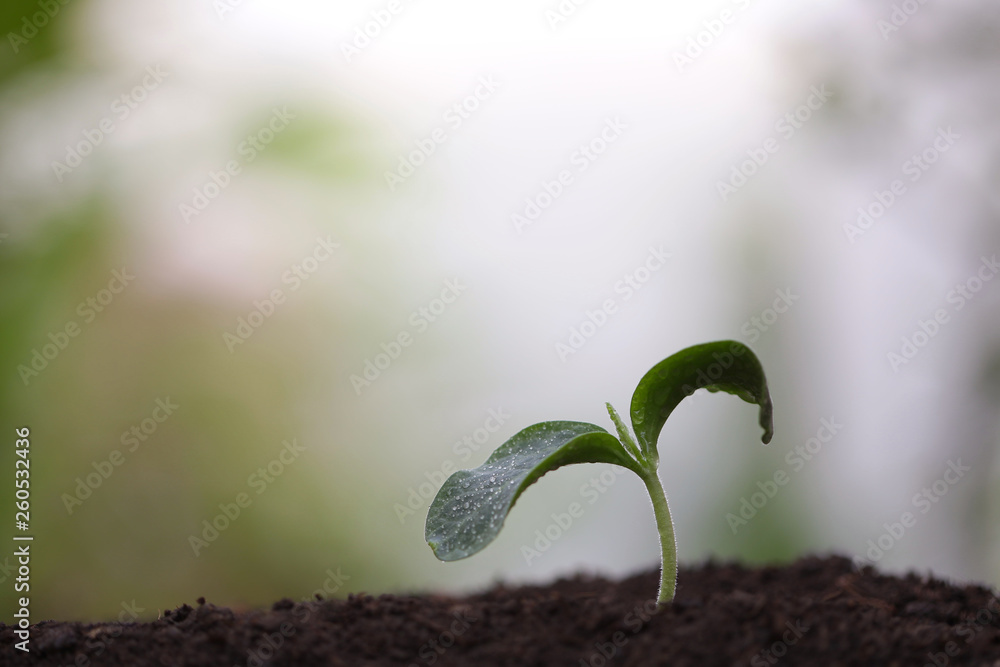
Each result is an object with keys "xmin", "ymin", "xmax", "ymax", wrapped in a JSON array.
[
  {"xmin": 425, "ymin": 421, "xmax": 641, "ymax": 561},
  {"xmin": 630, "ymin": 340, "xmax": 773, "ymax": 458}
]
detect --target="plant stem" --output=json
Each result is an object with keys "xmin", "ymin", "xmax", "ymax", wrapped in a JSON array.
[
  {"xmin": 640, "ymin": 468, "xmax": 677, "ymax": 606},
  {"xmin": 605, "ymin": 401, "xmax": 674, "ymax": 603}
]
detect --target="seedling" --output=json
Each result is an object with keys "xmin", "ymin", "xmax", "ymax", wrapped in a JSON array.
[{"xmin": 425, "ymin": 340, "xmax": 773, "ymax": 605}]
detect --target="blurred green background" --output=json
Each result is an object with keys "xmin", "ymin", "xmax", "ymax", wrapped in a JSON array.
[{"xmin": 1, "ymin": 0, "xmax": 999, "ymax": 621}]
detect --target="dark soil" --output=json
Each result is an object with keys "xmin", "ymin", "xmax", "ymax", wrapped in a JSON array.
[{"xmin": 5, "ymin": 555, "xmax": 1000, "ymax": 666}]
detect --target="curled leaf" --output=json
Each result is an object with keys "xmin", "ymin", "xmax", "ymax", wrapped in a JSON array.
[{"xmin": 630, "ymin": 340, "xmax": 773, "ymax": 457}]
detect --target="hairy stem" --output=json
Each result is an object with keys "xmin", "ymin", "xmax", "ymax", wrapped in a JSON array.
[
  {"xmin": 605, "ymin": 401, "xmax": 673, "ymax": 603},
  {"xmin": 641, "ymin": 468, "xmax": 677, "ymax": 605}
]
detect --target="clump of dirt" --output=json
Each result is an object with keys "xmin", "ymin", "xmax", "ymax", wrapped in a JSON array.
[{"xmin": 4, "ymin": 556, "xmax": 1000, "ymax": 666}]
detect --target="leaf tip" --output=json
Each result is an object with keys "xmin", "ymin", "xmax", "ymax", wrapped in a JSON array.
[
  {"xmin": 426, "ymin": 539, "xmax": 446, "ymax": 561},
  {"xmin": 759, "ymin": 397, "xmax": 774, "ymax": 445}
]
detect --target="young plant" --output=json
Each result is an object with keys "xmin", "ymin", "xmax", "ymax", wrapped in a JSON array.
[{"xmin": 424, "ymin": 340, "xmax": 773, "ymax": 605}]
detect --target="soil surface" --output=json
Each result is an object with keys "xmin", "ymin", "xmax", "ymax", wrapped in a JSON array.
[{"xmin": 4, "ymin": 555, "xmax": 1000, "ymax": 666}]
